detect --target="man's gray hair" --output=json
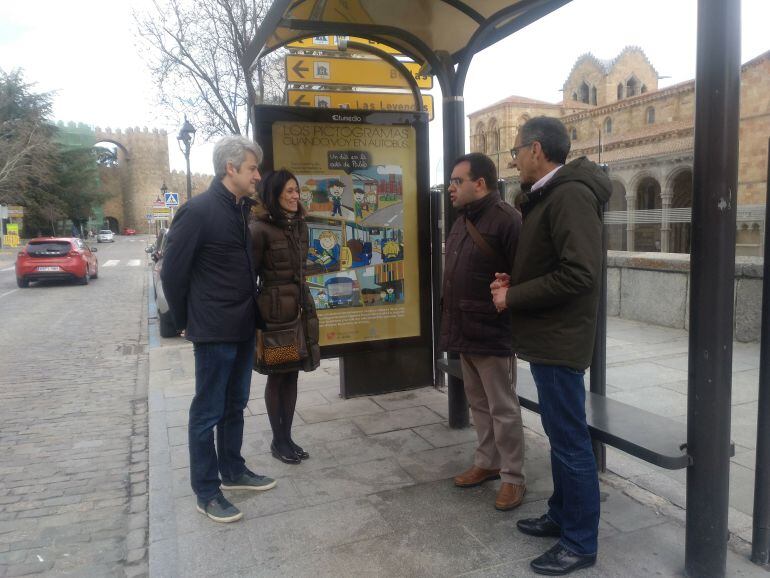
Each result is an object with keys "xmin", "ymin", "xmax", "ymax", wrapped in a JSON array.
[
  {"xmin": 213, "ymin": 135, "xmax": 263, "ymax": 179},
  {"xmin": 519, "ymin": 116, "xmax": 570, "ymax": 165}
]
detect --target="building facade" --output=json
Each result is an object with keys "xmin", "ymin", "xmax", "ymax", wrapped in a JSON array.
[{"xmin": 468, "ymin": 47, "xmax": 770, "ymax": 256}]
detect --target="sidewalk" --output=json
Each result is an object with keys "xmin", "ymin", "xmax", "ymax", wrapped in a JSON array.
[
  {"xmin": 147, "ymin": 318, "xmax": 765, "ymax": 577},
  {"xmin": 0, "ymin": 247, "xmax": 18, "ymax": 270}
]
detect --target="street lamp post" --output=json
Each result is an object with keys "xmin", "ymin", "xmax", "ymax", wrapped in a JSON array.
[{"xmin": 177, "ymin": 118, "xmax": 196, "ymax": 202}]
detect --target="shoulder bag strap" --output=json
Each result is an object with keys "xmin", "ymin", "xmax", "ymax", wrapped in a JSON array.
[{"xmin": 464, "ymin": 215, "xmax": 504, "ymax": 265}]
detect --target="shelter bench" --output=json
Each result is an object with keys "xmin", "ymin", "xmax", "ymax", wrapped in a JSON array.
[{"xmin": 437, "ymin": 358, "xmax": 697, "ymax": 470}]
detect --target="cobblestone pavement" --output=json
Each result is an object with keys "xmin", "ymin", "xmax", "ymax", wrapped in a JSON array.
[{"xmin": 0, "ymin": 237, "xmax": 151, "ymax": 577}]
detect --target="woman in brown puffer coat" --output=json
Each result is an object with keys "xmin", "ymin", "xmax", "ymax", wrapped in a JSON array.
[{"xmin": 250, "ymin": 169, "xmax": 320, "ymax": 464}]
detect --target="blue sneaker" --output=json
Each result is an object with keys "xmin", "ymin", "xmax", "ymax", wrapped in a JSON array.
[
  {"xmin": 196, "ymin": 494, "xmax": 242, "ymax": 523},
  {"xmin": 221, "ymin": 468, "xmax": 277, "ymax": 492}
]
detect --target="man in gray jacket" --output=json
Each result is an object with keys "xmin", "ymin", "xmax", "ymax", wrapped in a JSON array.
[
  {"xmin": 492, "ymin": 116, "xmax": 611, "ymax": 575},
  {"xmin": 440, "ymin": 152, "xmax": 525, "ymax": 511}
]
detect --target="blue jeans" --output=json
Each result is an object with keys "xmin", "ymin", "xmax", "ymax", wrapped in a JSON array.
[
  {"xmin": 189, "ymin": 336, "xmax": 255, "ymax": 500},
  {"xmin": 530, "ymin": 363, "xmax": 600, "ymax": 556}
]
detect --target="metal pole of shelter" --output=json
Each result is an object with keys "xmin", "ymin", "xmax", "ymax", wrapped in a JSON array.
[
  {"xmin": 752, "ymin": 140, "xmax": 770, "ymax": 566},
  {"xmin": 441, "ymin": 55, "xmax": 470, "ymax": 427},
  {"xmin": 590, "ymin": 196, "xmax": 608, "ymax": 472},
  {"xmin": 685, "ymin": 0, "xmax": 741, "ymax": 575}
]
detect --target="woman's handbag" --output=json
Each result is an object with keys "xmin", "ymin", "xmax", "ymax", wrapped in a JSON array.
[{"xmin": 255, "ymin": 310, "xmax": 308, "ymax": 367}]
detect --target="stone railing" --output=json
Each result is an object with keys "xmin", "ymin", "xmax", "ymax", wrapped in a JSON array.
[{"xmin": 607, "ymin": 251, "xmax": 763, "ymax": 342}]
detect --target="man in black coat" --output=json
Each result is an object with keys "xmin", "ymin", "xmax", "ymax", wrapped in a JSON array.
[
  {"xmin": 440, "ymin": 153, "xmax": 526, "ymax": 512},
  {"xmin": 161, "ymin": 135, "xmax": 276, "ymax": 523}
]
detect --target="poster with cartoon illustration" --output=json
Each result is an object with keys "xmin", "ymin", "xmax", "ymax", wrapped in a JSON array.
[{"xmin": 272, "ymin": 119, "xmax": 419, "ymax": 347}]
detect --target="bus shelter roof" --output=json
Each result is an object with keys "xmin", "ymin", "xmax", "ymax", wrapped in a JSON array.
[{"xmin": 246, "ymin": 0, "xmax": 572, "ymax": 78}]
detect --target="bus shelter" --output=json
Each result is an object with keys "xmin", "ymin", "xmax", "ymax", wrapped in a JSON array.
[{"xmin": 246, "ymin": 2, "xmax": 762, "ymax": 576}]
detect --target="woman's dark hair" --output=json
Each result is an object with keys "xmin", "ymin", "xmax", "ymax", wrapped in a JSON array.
[{"xmin": 258, "ymin": 169, "xmax": 304, "ymax": 220}]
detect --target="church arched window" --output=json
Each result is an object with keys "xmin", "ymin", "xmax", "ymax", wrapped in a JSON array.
[
  {"xmin": 617, "ymin": 83, "xmax": 624, "ymax": 100},
  {"xmin": 604, "ymin": 117, "xmax": 613, "ymax": 135},
  {"xmin": 578, "ymin": 82, "xmax": 590, "ymax": 104},
  {"xmin": 626, "ymin": 75, "xmax": 640, "ymax": 97},
  {"xmin": 475, "ymin": 122, "xmax": 486, "ymax": 153},
  {"xmin": 488, "ymin": 118, "xmax": 499, "ymax": 153},
  {"xmin": 590, "ymin": 86, "xmax": 597, "ymax": 105},
  {"xmin": 570, "ymin": 127, "xmax": 578, "ymax": 140},
  {"xmin": 646, "ymin": 107, "xmax": 655, "ymax": 124}
]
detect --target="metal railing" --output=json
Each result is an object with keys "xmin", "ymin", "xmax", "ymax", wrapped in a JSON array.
[{"xmin": 604, "ymin": 204, "xmax": 766, "ymax": 225}]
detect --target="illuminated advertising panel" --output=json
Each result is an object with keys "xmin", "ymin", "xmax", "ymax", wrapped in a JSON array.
[{"xmin": 254, "ymin": 106, "xmax": 430, "ymax": 357}]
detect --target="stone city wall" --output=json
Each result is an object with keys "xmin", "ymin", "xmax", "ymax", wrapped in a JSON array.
[
  {"xmin": 95, "ymin": 126, "xmax": 170, "ymax": 231},
  {"xmin": 607, "ymin": 251, "xmax": 763, "ymax": 342}
]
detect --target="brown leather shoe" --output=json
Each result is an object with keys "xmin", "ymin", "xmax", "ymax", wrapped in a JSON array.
[
  {"xmin": 454, "ymin": 465, "xmax": 501, "ymax": 487},
  {"xmin": 495, "ymin": 482, "xmax": 526, "ymax": 511}
]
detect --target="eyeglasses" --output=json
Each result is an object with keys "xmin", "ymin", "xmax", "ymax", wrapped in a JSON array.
[
  {"xmin": 448, "ymin": 176, "xmax": 479, "ymax": 187},
  {"xmin": 510, "ymin": 142, "xmax": 534, "ymax": 160}
]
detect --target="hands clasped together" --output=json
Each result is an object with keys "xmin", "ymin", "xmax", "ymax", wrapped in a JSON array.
[{"xmin": 491, "ymin": 272, "xmax": 510, "ymax": 313}]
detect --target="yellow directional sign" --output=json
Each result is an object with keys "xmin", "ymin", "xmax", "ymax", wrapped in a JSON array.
[
  {"xmin": 287, "ymin": 36, "xmax": 402, "ymax": 55},
  {"xmin": 286, "ymin": 55, "xmax": 432, "ymax": 89},
  {"xmin": 288, "ymin": 90, "xmax": 434, "ymax": 120}
]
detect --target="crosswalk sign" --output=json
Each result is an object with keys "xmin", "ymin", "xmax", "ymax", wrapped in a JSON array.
[{"xmin": 164, "ymin": 192, "xmax": 180, "ymax": 207}]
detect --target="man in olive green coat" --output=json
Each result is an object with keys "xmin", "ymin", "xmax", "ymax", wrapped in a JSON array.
[{"xmin": 492, "ymin": 116, "xmax": 611, "ymax": 576}]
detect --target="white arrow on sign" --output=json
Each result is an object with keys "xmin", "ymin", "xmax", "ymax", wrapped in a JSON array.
[{"xmin": 165, "ymin": 192, "xmax": 180, "ymax": 206}]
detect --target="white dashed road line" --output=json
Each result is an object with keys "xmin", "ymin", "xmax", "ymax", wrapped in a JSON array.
[
  {"xmin": 0, "ymin": 289, "xmax": 19, "ymax": 299},
  {"xmin": 1, "ymin": 266, "xmax": 14, "ymax": 272},
  {"xmin": 103, "ymin": 260, "xmax": 120, "ymax": 267},
  {"xmin": 127, "ymin": 259, "xmax": 141, "ymax": 267}
]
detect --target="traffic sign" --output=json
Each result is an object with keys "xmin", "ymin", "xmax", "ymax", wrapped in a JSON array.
[
  {"xmin": 286, "ymin": 55, "xmax": 432, "ymax": 89},
  {"xmin": 288, "ymin": 90, "xmax": 434, "ymax": 120},
  {"xmin": 287, "ymin": 36, "xmax": 402, "ymax": 55},
  {"xmin": 164, "ymin": 191, "xmax": 179, "ymax": 206}
]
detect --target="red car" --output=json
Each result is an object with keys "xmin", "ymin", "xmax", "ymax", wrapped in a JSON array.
[
  {"xmin": 123, "ymin": 228, "xmax": 137, "ymax": 235},
  {"xmin": 15, "ymin": 237, "xmax": 99, "ymax": 288}
]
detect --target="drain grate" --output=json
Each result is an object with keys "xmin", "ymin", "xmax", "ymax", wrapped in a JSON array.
[{"xmin": 118, "ymin": 344, "xmax": 146, "ymax": 356}]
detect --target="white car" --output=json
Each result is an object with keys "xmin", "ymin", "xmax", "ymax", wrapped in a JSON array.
[{"xmin": 97, "ymin": 229, "xmax": 115, "ymax": 243}]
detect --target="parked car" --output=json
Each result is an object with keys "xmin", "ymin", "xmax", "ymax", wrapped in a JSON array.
[
  {"xmin": 123, "ymin": 228, "xmax": 137, "ymax": 236},
  {"xmin": 15, "ymin": 237, "xmax": 98, "ymax": 288},
  {"xmin": 97, "ymin": 229, "xmax": 115, "ymax": 243},
  {"xmin": 145, "ymin": 229, "xmax": 178, "ymax": 337}
]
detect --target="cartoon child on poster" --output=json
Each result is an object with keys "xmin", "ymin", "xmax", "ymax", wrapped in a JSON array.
[
  {"xmin": 309, "ymin": 230, "xmax": 340, "ymax": 270},
  {"xmin": 365, "ymin": 182, "xmax": 378, "ymax": 211},
  {"xmin": 300, "ymin": 185, "xmax": 313, "ymax": 210},
  {"xmin": 365, "ymin": 190, "xmax": 377, "ymax": 214},
  {"xmin": 328, "ymin": 180, "xmax": 344, "ymax": 217},
  {"xmin": 353, "ymin": 188, "xmax": 365, "ymax": 220}
]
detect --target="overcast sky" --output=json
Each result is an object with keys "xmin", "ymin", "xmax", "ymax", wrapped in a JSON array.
[{"xmin": 1, "ymin": 0, "xmax": 768, "ymax": 186}]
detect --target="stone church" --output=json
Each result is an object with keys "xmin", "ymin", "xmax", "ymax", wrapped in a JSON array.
[{"xmin": 468, "ymin": 47, "xmax": 770, "ymax": 256}]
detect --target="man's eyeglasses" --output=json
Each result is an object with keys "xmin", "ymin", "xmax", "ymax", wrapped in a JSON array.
[
  {"xmin": 510, "ymin": 142, "xmax": 534, "ymax": 160},
  {"xmin": 448, "ymin": 176, "xmax": 479, "ymax": 187}
]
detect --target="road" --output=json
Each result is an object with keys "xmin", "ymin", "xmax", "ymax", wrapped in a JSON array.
[{"xmin": 0, "ymin": 235, "xmax": 151, "ymax": 577}]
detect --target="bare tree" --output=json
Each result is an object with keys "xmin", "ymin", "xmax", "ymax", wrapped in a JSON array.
[
  {"xmin": 135, "ymin": 0, "xmax": 285, "ymax": 139},
  {"xmin": 0, "ymin": 69, "xmax": 57, "ymax": 205}
]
